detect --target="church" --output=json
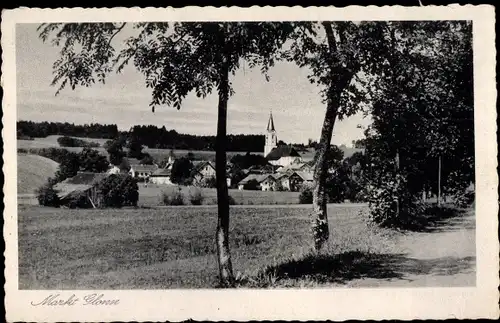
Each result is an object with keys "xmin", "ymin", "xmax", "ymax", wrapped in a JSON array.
[{"xmin": 264, "ymin": 112, "xmax": 302, "ymax": 167}]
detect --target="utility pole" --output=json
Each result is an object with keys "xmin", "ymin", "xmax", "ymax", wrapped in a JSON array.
[
  {"xmin": 437, "ymin": 155, "xmax": 442, "ymax": 206},
  {"xmin": 395, "ymin": 150, "xmax": 400, "ymax": 216}
]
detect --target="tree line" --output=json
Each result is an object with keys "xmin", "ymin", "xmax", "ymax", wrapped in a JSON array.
[
  {"xmin": 17, "ymin": 120, "xmax": 266, "ymax": 152},
  {"xmin": 17, "ymin": 120, "xmax": 119, "ymax": 139},
  {"xmin": 129, "ymin": 125, "xmax": 265, "ymax": 151}
]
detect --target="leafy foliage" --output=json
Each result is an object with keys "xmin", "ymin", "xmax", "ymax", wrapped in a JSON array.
[
  {"xmin": 160, "ymin": 187, "xmax": 185, "ymax": 206},
  {"xmin": 96, "ymin": 174, "xmax": 139, "ymax": 207},
  {"xmin": 299, "ymin": 187, "xmax": 313, "ymax": 204},
  {"xmin": 78, "ymin": 147, "xmax": 109, "ymax": 173},
  {"xmin": 188, "ymin": 187, "xmax": 205, "ymax": 205},
  {"xmin": 243, "ymin": 179, "xmax": 260, "ymax": 191},
  {"xmin": 170, "ymin": 157, "xmax": 194, "ymax": 185},
  {"xmin": 57, "ymin": 135, "xmax": 100, "ymax": 148},
  {"xmin": 105, "ymin": 137, "xmax": 126, "ymax": 166},
  {"xmin": 36, "ymin": 178, "xmax": 60, "ymax": 207}
]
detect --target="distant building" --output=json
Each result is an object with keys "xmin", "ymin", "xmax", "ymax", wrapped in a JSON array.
[
  {"xmin": 266, "ymin": 145, "xmax": 302, "ymax": 167},
  {"xmin": 264, "ymin": 111, "xmax": 278, "ymax": 157},
  {"xmin": 237, "ymin": 173, "xmax": 279, "ymax": 191},
  {"xmin": 191, "ymin": 161, "xmax": 216, "ymax": 184},
  {"xmin": 129, "ymin": 164, "xmax": 158, "ymax": 179},
  {"xmin": 53, "ymin": 172, "xmax": 112, "ymax": 208},
  {"xmin": 149, "ymin": 168, "xmax": 172, "ymax": 185}
]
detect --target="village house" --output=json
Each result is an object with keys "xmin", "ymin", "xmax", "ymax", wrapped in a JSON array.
[
  {"xmin": 237, "ymin": 173, "xmax": 278, "ymax": 191},
  {"xmin": 266, "ymin": 145, "xmax": 303, "ymax": 167},
  {"xmin": 129, "ymin": 164, "xmax": 158, "ymax": 179},
  {"xmin": 53, "ymin": 172, "xmax": 111, "ymax": 208},
  {"xmin": 277, "ymin": 160, "xmax": 314, "ymax": 173},
  {"xmin": 191, "ymin": 161, "xmax": 216, "ymax": 184},
  {"xmin": 149, "ymin": 168, "xmax": 173, "ymax": 185}
]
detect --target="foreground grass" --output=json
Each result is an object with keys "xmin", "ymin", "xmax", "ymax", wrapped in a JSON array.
[{"xmin": 19, "ymin": 204, "xmax": 399, "ymax": 289}]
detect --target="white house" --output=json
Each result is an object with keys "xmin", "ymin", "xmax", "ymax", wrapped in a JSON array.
[
  {"xmin": 129, "ymin": 164, "xmax": 158, "ymax": 179},
  {"xmin": 149, "ymin": 168, "xmax": 173, "ymax": 185},
  {"xmin": 266, "ymin": 145, "xmax": 302, "ymax": 167},
  {"xmin": 192, "ymin": 161, "xmax": 216, "ymax": 184}
]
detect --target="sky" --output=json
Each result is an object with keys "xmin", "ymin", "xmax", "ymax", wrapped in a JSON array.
[{"xmin": 16, "ymin": 23, "xmax": 371, "ymax": 146}]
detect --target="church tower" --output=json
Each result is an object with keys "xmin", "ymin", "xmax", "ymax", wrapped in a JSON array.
[{"xmin": 264, "ymin": 111, "xmax": 278, "ymax": 157}]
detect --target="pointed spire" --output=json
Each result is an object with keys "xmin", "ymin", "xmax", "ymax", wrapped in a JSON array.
[{"xmin": 267, "ymin": 111, "xmax": 275, "ymax": 132}]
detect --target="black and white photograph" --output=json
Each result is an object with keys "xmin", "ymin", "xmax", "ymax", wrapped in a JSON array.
[{"xmin": 3, "ymin": 6, "xmax": 498, "ymax": 322}]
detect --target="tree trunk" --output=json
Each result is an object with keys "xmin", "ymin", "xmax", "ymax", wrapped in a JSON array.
[
  {"xmin": 312, "ymin": 98, "xmax": 338, "ymax": 251},
  {"xmin": 311, "ymin": 22, "xmax": 356, "ymax": 251},
  {"xmin": 214, "ymin": 33, "xmax": 235, "ymax": 287}
]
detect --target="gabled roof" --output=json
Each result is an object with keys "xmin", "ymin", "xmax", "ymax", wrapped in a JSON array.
[
  {"xmin": 131, "ymin": 164, "xmax": 158, "ymax": 173},
  {"xmin": 59, "ymin": 171, "xmax": 110, "ymax": 185},
  {"xmin": 265, "ymin": 145, "xmax": 301, "ymax": 161},
  {"xmin": 53, "ymin": 172, "xmax": 112, "ymax": 199},
  {"xmin": 294, "ymin": 171, "xmax": 314, "ymax": 181},
  {"xmin": 151, "ymin": 168, "xmax": 171, "ymax": 177},
  {"xmin": 277, "ymin": 162, "xmax": 311, "ymax": 173},
  {"xmin": 192, "ymin": 161, "xmax": 215, "ymax": 173},
  {"xmin": 238, "ymin": 173, "xmax": 276, "ymax": 185}
]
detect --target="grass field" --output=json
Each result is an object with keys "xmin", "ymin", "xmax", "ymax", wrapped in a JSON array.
[
  {"xmin": 19, "ymin": 204, "xmax": 396, "ymax": 289},
  {"xmin": 18, "ymin": 203, "xmax": 475, "ymax": 289},
  {"xmin": 138, "ymin": 184, "xmax": 301, "ymax": 206},
  {"xmin": 17, "ymin": 154, "xmax": 59, "ymax": 194}
]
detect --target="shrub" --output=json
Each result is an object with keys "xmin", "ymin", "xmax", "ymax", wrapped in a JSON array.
[
  {"xmin": 36, "ymin": 180, "xmax": 60, "ymax": 207},
  {"xmin": 366, "ymin": 173, "xmax": 426, "ymax": 229},
  {"xmin": 17, "ymin": 148, "xmax": 28, "ymax": 154},
  {"xmin": 57, "ymin": 135, "xmax": 99, "ymax": 148},
  {"xmin": 299, "ymin": 187, "xmax": 313, "ymax": 204},
  {"xmin": 161, "ymin": 187, "xmax": 185, "ymax": 206},
  {"xmin": 199, "ymin": 176, "xmax": 217, "ymax": 188},
  {"xmin": 228, "ymin": 195, "xmax": 236, "ymax": 205},
  {"xmin": 189, "ymin": 188, "xmax": 204, "ymax": 205},
  {"xmin": 244, "ymin": 179, "xmax": 260, "ymax": 190},
  {"xmin": 96, "ymin": 174, "xmax": 139, "ymax": 208}
]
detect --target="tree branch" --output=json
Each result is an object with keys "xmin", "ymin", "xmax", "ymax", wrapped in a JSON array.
[{"xmin": 107, "ymin": 22, "xmax": 127, "ymax": 48}]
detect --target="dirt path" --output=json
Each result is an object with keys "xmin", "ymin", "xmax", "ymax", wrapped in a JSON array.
[{"xmin": 351, "ymin": 210, "xmax": 476, "ymax": 287}]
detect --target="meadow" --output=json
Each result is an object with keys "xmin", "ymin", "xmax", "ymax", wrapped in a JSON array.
[
  {"xmin": 17, "ymin": 154, "xmax": 59, "ymax": 194},
  {"xmin": 138, "ymin": 184, "xmax": 301, "ymax": 206},
  {"xmin": 18, "ymin": 204, "xmax": 400, "ymax": 289}
]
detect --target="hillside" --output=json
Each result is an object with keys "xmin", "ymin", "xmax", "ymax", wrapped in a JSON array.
[{"xmin": 17, "ymin": 154, "xmax": 59, "ymax": 194}]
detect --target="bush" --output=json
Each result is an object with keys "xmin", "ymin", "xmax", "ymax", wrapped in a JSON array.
[
  {"xmin": 199, "ymin": 176, "xmax": 217, "ymax": 188},
  {"xmin": 299, "ymin": 187, "xmax": 313, "ymax": 204},
  {"xmin": 161, "ymin": 187, "xmax": 185, "ymax": 206},
  {"xmin": 244, "ymin": 179, "xmax": 260, "ymax": 190},
  {"xmin": 96, "ymin": 174, "xmax": 139, "ymax": 208},
  {"xmin": 36, "ymin": 180, "xmax": 60, "ymax": 207},
  {"xmin": 228, "ymin": 195, "xmax": 236, "ymax": 205},
  {"xmin": 189, "ymin": 188, "xmax": 204, "ymax": 205},
  {"xmin": 366, "ymin": 173, "xmax": 426, "ymax": 229},
  {"xmin": 57, "ymin": 136, "xmax": 99, "ymax": 148}
]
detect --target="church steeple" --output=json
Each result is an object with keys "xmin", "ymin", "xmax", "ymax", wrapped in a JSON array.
[
  {"xmin": 264, "ymin": 111, "xmax": 278, "ymax": 157},
  {"xmin": 267, "ymin": 111, "xmax": 275, "ymax": 132}
]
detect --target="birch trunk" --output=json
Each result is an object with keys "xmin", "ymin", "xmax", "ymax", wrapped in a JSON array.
[{"xmin": 215, "ymin": 32, "xmax": 235, "ymax": 287}]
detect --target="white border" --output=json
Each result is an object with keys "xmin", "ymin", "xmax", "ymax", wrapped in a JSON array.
[{"xmin": 2, "ymin": 6, "xmax": 498, "ymax": 321}]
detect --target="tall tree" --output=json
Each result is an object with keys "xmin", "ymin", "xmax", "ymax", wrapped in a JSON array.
[
  {"xmin": 39, "ymin": 21, "xmax": 293, "ymax": 286},
  {"xmin": 286, "ymin": 22, "xmax": 380, "ymax": 250}
]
